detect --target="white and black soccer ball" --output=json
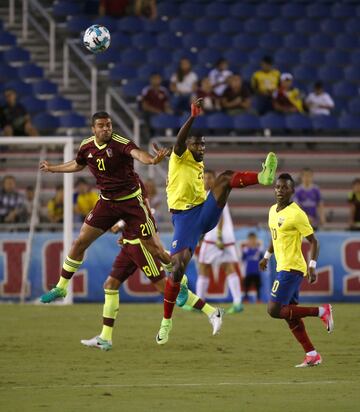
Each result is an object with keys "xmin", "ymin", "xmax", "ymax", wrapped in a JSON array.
[{"xmin": 83, "ymin": 25, "xmax": 111, "ymax": 53}]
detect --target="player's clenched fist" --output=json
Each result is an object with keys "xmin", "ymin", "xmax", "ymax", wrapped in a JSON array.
[
  {"xmin": 259, "ymin": 257, "xmax": 268, "ymax": 271},
  {"xmin": 191, "ymin": 98, "xmax": 203, "ymax": 117},
  {"xmin": 40, "ymin": 160, "xmax": 51, "ymax": 172}
]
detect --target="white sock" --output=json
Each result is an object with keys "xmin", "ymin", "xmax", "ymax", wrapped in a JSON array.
[
  {"xmin": 306, "ymin": 350, "xmax": 317, "ymax": 356},
  {"xmin": 196, "ymin": 275, "xmax": 210, "ymax": 301},
  {"xmin": 318, "ymin": 306, "xmax": 325, "ymax": 317},
  {"xmin": 227, "ymin": 272, "xmax": 242, "ymax": 305}
]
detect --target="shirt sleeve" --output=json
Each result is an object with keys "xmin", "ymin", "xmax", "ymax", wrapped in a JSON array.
[
  {"xmin": 324, "ymin": 93, "xmax": 335, "ymax": 108},
  {"xmin": 294, "ymin": 210, "xmax": 314, "ymax": 237},
  {"xmin": 75, "ymin": 144, "xmax": 87, "ymax": 166},
  {"xmin": 121, "ymin": 140, "xmax": 139, "ymax": 156}
]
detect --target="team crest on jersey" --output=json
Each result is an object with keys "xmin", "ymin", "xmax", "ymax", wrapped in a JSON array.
[
  {"xmin": 278, "ymin": 217, "xmax": 285, "ymax": 227},
  {"xmin": 106, "ymin": 148, "xmax": 113, "ymax": 157},
  {"xmin": 172, "ymin": 240, "xmax": 178, "ymax": 249}
]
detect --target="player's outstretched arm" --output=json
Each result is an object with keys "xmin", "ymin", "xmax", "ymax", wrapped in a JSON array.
[
  {"xmin": 130, "ymin": 146, "xmax": 169, "ymax": 165},
  {"xmin": 305, "ymin": 233, "xmax": 320, "ymax": 283},
  {"xmin": 174, "ymin": 98, "xmax": 203, "ymax": 156},
  {"xmin": 39, "ymin": 159, "xmax": 85, "ymax": 173}
]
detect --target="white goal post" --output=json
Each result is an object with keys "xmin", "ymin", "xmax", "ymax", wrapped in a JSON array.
[{"xmin": 0, "ymin": 137, "xmax": 74, "ymax": 304}]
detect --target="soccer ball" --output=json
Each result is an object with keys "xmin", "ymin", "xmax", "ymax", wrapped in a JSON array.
[{"xmin": 83, "ymin": 25, "xmax": 111, "ymax": 53}]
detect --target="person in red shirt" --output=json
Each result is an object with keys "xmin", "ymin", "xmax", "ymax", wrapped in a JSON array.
[
  {"xmin": 192, "ymin": 77, "xmax": 220, "ymax": 113},
  {"xmin": 39, "ymin": 111, "xmax": 171, "ymax": 304},
  {"xmin": 220, "ymin": 74, "xmax": 252, "ymax": 115}
]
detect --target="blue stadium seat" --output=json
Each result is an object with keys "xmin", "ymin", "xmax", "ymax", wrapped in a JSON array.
[
  {"xmin": 95, "ymin": 51, "xmax": 117, "ymax": 65},
  {"xmin": 143, "ymin": 19, "xmax": 168, "ymax": 33},
  {"xmin": 32, "ymin": 113, "xmax": 60, "ymax": 132},
  {"xmin": 0, "ymin": 31, "xmax": 17, "ymax": 49},
  {"xmin": 325, "ymin": 50, "xmax": 349, "ymax": 68},
  {"xmin": 150, "ymin": 114, "xmax": 181, "ymax": 130},
  {"xmin": 244, "ymin": 19, "xmax": 269, "ymax": 34},
  {"xmin": 233, "ymin": 114, "xmax": 261, "ymax": 131},
  {"xmin": 307, "ymin": 4, "xmax": 330, "ymax": 18},
  {"xmin": 109, "ymin": 64, "xmax": 137, "ymax": 82},
  {"xmin": 206, "ymin": 3, "xmax": 230, "ymax": 18},
  {"xmin": 122, "ymin": 79, "xmax": 147, "ymax": 98},
  {"xmin": 344, "ymin": 66, "xmax": 360, "ymax": 83},
  {"xmin": 121, "ymin": 48, "xmax": 146, "ymax": 66},
  {"xmin": 66, "ymin": 16, "xmax": 92, "ymax": 34},
  {"xmin": 132, "ymin": 33, "xmax": 157, "ymax": 50},
  {"xmin": 182, "ymin": 33, "xmax": 207, "ymax": 50},
  {"xmin": 169, "ymin": 18, "xmax": 193, "ymax": 34},
  {"xmin": 348, "ymin": 97, "xmax": 360, "ymax": 115},
  {"xmin": 172, "ymin": 49, "xmax": 197, "ymax": 65},
  {"xmin": 335, "ymin": 34, "xmax": 358, "ymax": 50},
  {"xmin": 232, "ymin": 34, "xmax": 258, "ymax": 50},
  {"xmin": 157, "ymin": 2, "xmax": 179, "ymax": 18},
  {"xmin": 257, "ymin": 3, "xmax": 281, "ymax": 19},
  {"xmin": 193, "ymin": 64, "xmax": 210, "ymax": 79},
  {"xmin": 219, "ymin": 18, "xmax": 242, "ymax": 35},
  {"xmin": 259, "ymin": 33, "xmax": 283, "ymax": 50},
  {"xmin": 318, "ymin": 67, "xmax": 343, "ymax": 83},
  {"xmin": 260, "ymin": 113, "xmax": 287, "ymax": 130},
  {"xmin": 46, "ymin": 96, "xmax": 72, "ymax": 112},
  {"xmin": 223, "ymin": 49, "xmax": 248, "ymax": 68},
  {"xmin": 242, "ymin": 64, "xmax": 260, "ymax": 81},
  {"xmin": 333, "ymin": 81, "xmax": 357, "ymax": 99},
  {"xmin": 180, "ymin": 3, "xmax": 204, "ymax": 19},
  {"xmin": 163, "ymin": 63, "xmax": 178, "ymax": 80},
  {"xmin": 281, "ymin": 3, "xmax": 307, "ymax": 19},
  {"xmin": 198, "ymin": 49, "xmax": 222, "ymax": 66},
  {"xmin": 230, "ymin": 3, "xmax": 256, "ymax": 19},
  {"xmin": 20, "ymin": 95, "xmax": 46, "ymax": 114},
  {"xmin": 293, "ymin": 66, "xmax": 317, "ymax": 83},
  {"xmin": 345, "ymin": 18, "xmax": 359, "ymax": 34},
  {"xmin": 3, "ymin": 47, "xmax": 30, "ymax": 65},
  {"xmin": 309, "ymin": 34, "xmax": 334, "ymax": 49},
  {"xmin": 331, "ymin": 3, "xmax": 356, "ymax": 18},
  {"xmin": 284, "ymin": 34, "xmax": 309, "ymax": 50},
  {"xmin": 147, "ymin": 48, "xmax": 172, "ymax": 66},
  {"xmin": 181, "ymin": 113, "xmax": 208, "ymax": 129},
  {"xmin": 286, "ymin": 114, "xmax": 313, "ymax": 131},
  {"xmin": 320, "ymin": 19, "xmax": 344, "ymax": 34},
  {"xmin": 33, "ymin": 80, "xmax": 58, "ymax": 96},
  {"xmin": 117, "ymin": 16, "xmax": 144, "ymax": 33},
  {"xmin": 208, "ymin": 34, "xmax": 232, "ymax": 49},
  {"xmin": 157, "ymin": 33, "xmax": 183, "ymax": 49},
  {"xmin": 94, "ymin": 16, "xmax": 118, "ymax": 32},
  {"xmin": 59, "ymin": 113, "xmax": 87, "ymax": 128},
  {"xmin": 274, "ymin": 49, "xmax": 299, "ymax": 67},
  {"xmin": 0, "ymin": 64, "xmax": 18, "ymax": 81},
  {"xmin": 206, "ymin": 113, "xmax": 234, "ymax": 130},
  {"xmin": 339, "ymin": 114, "xmax": 360, "ymax": 131},
  {"xmin": 312, "ymin": 115, "xmax": 338, "ymax": 131},
  {"xmin": 52, "ymin": 1, "xmax": 82, "ymax": 18},
  {"xmin": 300, "ymin": 50, "xmax": 325, "ymax": 66},
  {"xmin": 351, "ymin": 51, "xmax": 360, "ymax": 66},
  {"xmin": 137, "ymin": 64, "xmax": 164, "ymax": 80},
  {"xmin": 4, "ymin": 80, "xmax": 32, "ymax": 96},
  {"xmin": 270, "ymin": 18, "xmax": 294, "ymax": 34},
  {"xmin": 248, "ymin": 49, "xmax": 268, "ymax": 65},
  {"xmin": 195, "ymin": 18, "xmax": 219, "ymax": 34},
  {"xmin": 295, "ymin": 19, "xmax": 315, "ymax": 34},
  {"xmin": 110, "ymin": 32, "xmax": 131, "ymax": 50},
  {"xmin": 17, "ymin": 64, "xmax": 43, "ymax": 81}
]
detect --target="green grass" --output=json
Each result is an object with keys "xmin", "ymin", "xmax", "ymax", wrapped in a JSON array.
[{"xmin": 0, "ymin": 303, "xmax": 359, "ymax": 412}]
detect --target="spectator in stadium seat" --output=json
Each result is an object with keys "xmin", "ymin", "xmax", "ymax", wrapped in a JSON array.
[
  {"xmin": 220, "ymin": 74, "xmax": 252, "ymax": 115},
  {"xmin": 272, "ymin": 73, "xmax": 304, "ymax": 114},
  {"xmin": 348, "ymin": 178, "xmax": 360, "ymax": 231},
  {"xmin": 47, "ymin": 185, "xmax": 64, "ymax": 224},
  {"xmin": 0, "ymin": 175, "xmax": 27, "ymax": 224},
  {"xmin": 170, "ymin": 58, "xmax": 198, "ymax": 114},
  {"xmin": 73, "ymin": 178, "xmax": 99, "ymax": 222},
  {"xmin": 294, "ymin": 168, "xmax": 325, "ymax": 231},
  {"xmin": 305, "ymin": 81, "xmax": 335, "ymax": 116},
  {"xmin": 251, "ymin": 55, "xmax": 280, "ymax": 115},
  {"xmin": 192, "ymin": 77, "xmax": 220, "ymax": 113},
  {"xmin": 134, "ymin": 0, "xmax": 157, "ymax": 19},
  {"xmin": 99, "ymin": 0, "xmax": 129, "ymax": 17},
  {"xmin": 208, "ymin": 58, "xmax": 233, "ymax": 97},
  {"xmin": 0, "ymin": 89, "xmax": 38, "ymax": 137}
]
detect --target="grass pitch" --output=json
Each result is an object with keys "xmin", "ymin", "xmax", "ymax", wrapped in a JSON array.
[{"xmin": 0, "ymin": 303, "xmax": 359, "ymax": 412}]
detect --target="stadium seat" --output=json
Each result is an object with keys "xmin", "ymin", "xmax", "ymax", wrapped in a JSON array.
[
  {"xmin": 172, "ymin": 49, "xmax": 197, "ymax": 65},
  {"xmin": 193, "ymin": 64, "xmax": 210, "ymax": 79},
  {"xmin": 162, "ymin": 63, "xmax": 178, "ymax": 80},
  {"xmin": 46, "ymin": 96, "xmax": 72, "ymax": 113},
  {"xmin": 244, "ymin": 19, "xmax": 269, "ymax": 34},
  {"xmin": 121, "ymin": 48, "xmax": 145, "ymax": 66},
  {"xmin": 256, "ymin": 3, "xmax": 281, "ymax": 19},
  {"xmin": 4, "ymin": 80, "xmax": 32, "ymax": 96},
  {"xmin": 66, "ymin": 16, "xmax": 92, "ymax": 34},
  {"xmin": 300, "ymin": 50, "xmax": 325, "ymax": 67},
  {"xmin": 274, "ymin": 49, "xmax": 299, "ymax": 67},
  {"xmin": 122, "ymin": 79, "xmax": 147, "ymax": 98},
  {"xmin": 179, "ymin": 113, "xmax": 208, "ymax": 130},
  {"xmin": 333, "ymin": 81, "xmax": 357, "ymax": 99},
  {"xmin": 208, "ymin": 34, "xmax": 232, "ymax": 50},
  {"xmin": 0, "ymin": 31, "xmax": 17, "ymax": 49},
  {"xmin": 109, "ymin": 32, "xmax": 130, "ymax": 51},
  {"xmin": 157, "ymin": 33, "xmax": 183, "ymax": 49},
  {"xmin": 197, "ymin": 49, "xmax": 222, "ymax": 66},
  {"xmin": 260, "ymin": 112, "xmax": 287, "ymax": 131},
  {"xmin": 109, "ymin": 64, "xmax": 137, "ymax": 82},
  {"xmin": 285, "ymin": 114, "xmax": 313, "ymax": 131},
  {"xmin": 20, "ymin": 96, "xmax": 46, "ymax": 114},
  {"xmin": 348, "ymin": 97, "xmax": 360, "ymax": 115},
  {"xmin": 143, "ymin": 19, "xmax": 168, "ymax": 34},
  {"xmin": 270, "ymin": 18, "xmax": 294, "ymax": 34},
  {"xmin": 318, "ymin": 67, "xmax": 343, "ymax": 83},
  {"xmin": 344, "ymin": 66, "xmax": 360, "ymax": 83},
  {"xmin": 345, "ymin": 18, "xmax": 359, "ymax": 34},
  {"xmin": 232, "ymin": 34, "xmax": 258, "ymax": 51},
  {"xmin": 3, "ymin": 47, "xmax": 30, "ymax": 65},
  {"xmin": 205, "ymin": 3, "xmax": 230, "ymax": 18},
  {"xmin": 59, "ymin": 113, "xmax": 87, "ymax": 128},
  {"xmin": 52, "ymin": 1, "xmax": 82, "ymax": 19},
  {"xmin": 307, "ymin": 4, "xmax": 330, "ymax": 18},
  {"xmin": 206, "ymin": 113, "xmax": 234, "ymax": 130},
  {"xmin": 312, "ymin": 115, "xmax": 338, "ymax": 131},
  {"xmin": 157, "ymin": 2, "xmax": 179, "ymax": 18},
  {"xmin": 339, "ymin": 114, "xmax": 360, "ymax": 131},
  {"xmin": 284, "ymin": 34, "xmax": 309, "ymax": 50},
  {"xmin": 169, "ymin": 18, "xmax": 193, "ymax": 34},
  {"xmin": 219, "ymin": 18, "xmax": 242, "ymax": 34},
  {"xmin": 281, "ymin": 3, "xmax": 307, "ymax": 19},
  {"xmin": 150, "ymin": 113, "xmax": 181, "ymax": 130},
  {"xmin": 293, "ymin": 66, "xmax": 317, "ymax": 83},
  {"xmin": 233, "ymin": 114, "xmax": 261, "ymax": 131},
  {"xmin": 295, "ymin": 19, "xmax": 315, "ymax": 34},
  {"xmin": 0, "ymin": 63, "xmax": 18, "ymax": 82},
  {"xmin": 17, "ymin": 64, "xmax": 43, "ymax": 82},
  {"xmin": 32, "ymin": 113, "xmax": 60, "ymax": 132},
  {"xmin": 117, "ymin": 16, "xmax": 144, "ymax": 33},
  {"xmin": 351, "ymin": 51, "xmax": 360, "ymax": 66},
  {"xmin": 132, "ymin": 33, "xmax": 157, "ymax": 50},
  {"xmin": 33, "ymin": 80, "xmax": 58, "ymax": 97},
  {"xmin": 309, "ymin": 34, "xmax": 334, "ymax": 50},
  {"xmin": 248, "ymin": 49, "xmax": 268, "ymax": 65},
  {"xmin": 320, "ymin": 19, "xmax": 344, "ymax": 34},
  {"xmin": 195, "ymin": 17, "xmax": 219, "ymax": 34},
  {"xmin": 182, "ymin": 33, "xmax": 207, "ymax": 50},
  {"xmin": 180, "ymin": 3, "xmax": 204, "ymax": 19},
  {"xmin": 325, "ymin": 50, "xmax": 350, "ymax": 67},
  {"xmin": 137, "ymin": 64, "xmax": 164, "ymax": 80},
  {"xmin": 223, "ymin": 49, "xmax": 248, "ymax": 68},
  {"xmin": 93, "ymin": 16, "xmax": 119, "ymax": 33},
  {"xmin": 335, "ymin": 34, "xmax": 358, "ymax": 50},
  {"xmin": 230, "ymin": 3, "xmax": 256, "ymax": 19},
  {"xmin": 242, "ymin": 64, "xmax": 260, "ymax": 81},
  {"xmin": 332, "ymin": 3, "xmax": 356, "ymax": 18},
  {"xmin": 259, "ymin": 33, "xmax": 283, "ymax": 50},
  {"xmin": 147, "ymin": 48, "xmax": 172, "ymax": 66}
]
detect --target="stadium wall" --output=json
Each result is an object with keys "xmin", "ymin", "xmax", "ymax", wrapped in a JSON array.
[{"xmin": 0, "ymin": 229, "xmax": 359, "ymax": 303}]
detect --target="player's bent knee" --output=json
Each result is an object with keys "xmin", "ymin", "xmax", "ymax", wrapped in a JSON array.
[
  {"xmin": 267, "ymin": 305, "xmax": 281, "ymax": 318},
  {"xmin": 103, "ymin": 277, "xmax": 119, "ymax": 290}
]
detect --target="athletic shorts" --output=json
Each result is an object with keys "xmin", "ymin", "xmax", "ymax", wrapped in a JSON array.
[
  {"xmin": 269, "ymin": 270, "xmax": 304, "ymax": 305},
  {"xmin": 85, "ymin": 195, "xmax": 157, "ymax": 239},
  {"xmin": 198, "ymin": 241, "xmax": 238, "ymax": 265},
  {"xmin": 171, "ymin": 192, "xmax": 223, "ymax": 256},
  {"xmin": 110, "ymin": 240, "xmax": 165, "ymax": 284}
]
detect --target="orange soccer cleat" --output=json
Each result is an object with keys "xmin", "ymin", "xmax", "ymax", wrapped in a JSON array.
[
  {"xmin": 320, "ymin": 304, "xmax": 334, "ymax": 333},
  {"xmin": 295, "ymin": 353, "xmax": 322, "ymax": 368}
]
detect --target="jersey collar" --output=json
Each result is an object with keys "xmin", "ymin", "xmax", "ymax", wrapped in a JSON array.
[{"xmin": 93, "ymin": 137, "xmax": 108, "ymax": 150}]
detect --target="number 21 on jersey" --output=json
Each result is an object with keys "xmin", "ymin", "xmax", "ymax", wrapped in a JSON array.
[{"xmin": 96, "ymin": 158, "xmax": 105, "ymax": 171}]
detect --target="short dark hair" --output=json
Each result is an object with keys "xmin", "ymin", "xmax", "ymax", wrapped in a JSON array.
[
  {"xmin": 352, "ymin": 178, "xmax": 360, "ymax": 185},
  {"xmin": 262, "ymin": 55, "xmax": 273, "ymax": 65},
  {"xmin": 247, "ymin": 232, "xmax": 257, "ymax": 238},
  {"xmin": 204, "ymin": 169, "xmax": 216, "ymax": 177},
  {"xmin": 314, "ymin": 81, "xmax": 323, "ymax": 89},
  {"xmin": 301, "ymin": 167, "xmax": 313, "ymax": 173},
  {"xmin": 277, "ymin": 173, "xmax": 295, "ymax": 188},
  {"xmin": 187, "ymin": 131, "xmax": 204, "ymax": 142},
  {"xmin": 56, "ymin": 184, "xmax": 63, "ymax": 191},
  {"xmin": 92, "ymin": 111, "xmax": 111, "ymax": 125},
  {"xmin": 76, "ymin": 178, "xmax": 88, "ymax": 186}
]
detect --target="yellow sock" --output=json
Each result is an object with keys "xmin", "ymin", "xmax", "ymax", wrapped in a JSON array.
[
  {"xmin": 100, "ymin": 325, "xmax": 113, "ymax": 341},
  {"xmin": 56, "ymin": 276, "xmax": 70, "ymax": 289},
  {"xmin": 100, "ymin": 289, "xmax": 119, "ymax": 341},
  {"xmin": 202, "ymin": 303, "xmax": 215, "ymax": 317},
  {"xmin": 185, "ymin": 290, "xmax": 215, "ymax": 316}
]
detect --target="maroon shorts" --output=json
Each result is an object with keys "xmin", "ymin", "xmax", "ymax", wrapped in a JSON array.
[
  {"xmin": 110, "ymin": 240, "xmax": 166, "ymax": 284},
  {"xmin": 85, "ymin": 195, "xmax": 157, "ymax": 239}
]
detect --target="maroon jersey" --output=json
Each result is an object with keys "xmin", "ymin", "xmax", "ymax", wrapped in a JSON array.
[
  {"xmin": 141, "ymin": 85, "xmax": 169, "ymax": 112},
  {"xmin": 76, "ymin": 133, "xmax": 140, "ymax": 200}
]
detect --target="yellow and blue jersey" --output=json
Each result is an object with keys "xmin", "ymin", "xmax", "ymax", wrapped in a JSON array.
[
  {"xmin": 268, "ymin": 202, "xmax": 313, "ymax": 275},
  {"xmin": 166, "ymin": 148, "xmax": 206, "ymax": 211}
]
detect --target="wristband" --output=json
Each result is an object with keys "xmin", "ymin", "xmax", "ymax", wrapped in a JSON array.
[
  {"xmin": 264, "ymin": 251, "xmax": 272, "ymax": 259},
  {"xmin": 309, "ymin": 260, "xmax": 317, "ymax": 268}
]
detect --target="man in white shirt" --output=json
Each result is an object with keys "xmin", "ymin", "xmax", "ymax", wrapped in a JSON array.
[
  {"xmin": 208, "ymin": 58, "xmax": 233, "ymax": 97},
  {"xmin": 305, "ymin": 81, "xmax": 335, "ymax": 116}
]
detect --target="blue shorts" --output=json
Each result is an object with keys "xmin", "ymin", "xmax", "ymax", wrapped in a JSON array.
[
  {"xmin": 170, "ymin": 192, "xmax": 223, "ymax": 256},
  {"xmin": 270, "ymin": 270, "xmax": 304, "ymax": 305}
]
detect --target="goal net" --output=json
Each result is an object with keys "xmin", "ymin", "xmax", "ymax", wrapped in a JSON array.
[{"xmin": 0, "ymin": 137, "xmax": 74, "ymax": 304}]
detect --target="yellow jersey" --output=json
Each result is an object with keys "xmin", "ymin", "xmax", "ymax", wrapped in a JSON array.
[
  {"xmin": 76, "ymin": 191, "xmax": 99, "ymax": 217},
  {"xmin": 251, "ymin": 69, "xmax": 280, "ymax": 95},
  {"xmin": 268, "ymin": 202, "xmax": 313, "ymax": 275},
  {"xmin": 166, "ymin": 148, "xmax": 206, "ymax": 211}
]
